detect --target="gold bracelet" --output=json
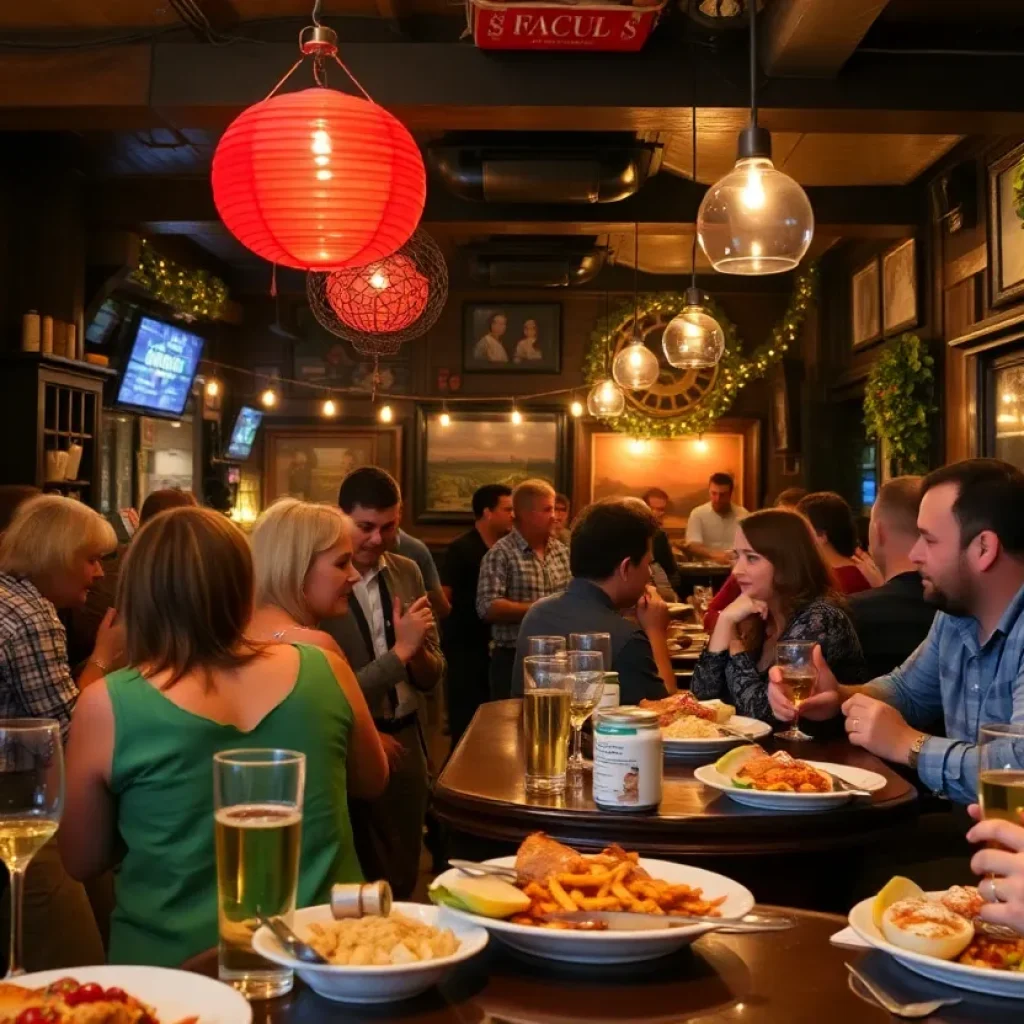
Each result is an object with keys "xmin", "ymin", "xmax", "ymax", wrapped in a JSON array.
[{"xmin": 907, "ymin": 732, "xmax": 929, "ymax": 770}]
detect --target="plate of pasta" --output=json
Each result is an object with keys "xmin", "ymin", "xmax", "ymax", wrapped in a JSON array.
[{"xmin": 639, "ymin": 694, "xmax": 772, "ymax": 757}]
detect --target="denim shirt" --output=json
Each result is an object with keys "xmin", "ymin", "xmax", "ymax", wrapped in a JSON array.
[{"xmin": 873, "ymin": 583, "xmax": 1024, "ymax": 805}]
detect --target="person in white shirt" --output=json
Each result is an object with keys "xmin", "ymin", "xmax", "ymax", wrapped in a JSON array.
[
  {"xmin": 473, "ymin": 314, "xmax": 509, "ymax": 363},
  {"xmin": 685, "ymin": 472, "xmax": 748, "ymax": 564}
]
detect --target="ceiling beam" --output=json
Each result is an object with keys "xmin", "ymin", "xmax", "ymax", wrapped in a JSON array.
[
  {"xmin": 0, "ymin": 33, "xmax": 1021, "ymax": 133},
  {"xmin": 759, "ymin": 0, "xmax": 891, "ymax": 78}
]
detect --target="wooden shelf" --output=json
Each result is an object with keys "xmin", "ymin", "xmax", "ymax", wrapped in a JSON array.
[{"xmin": 0, "ymin": 351, "xmax": 117, "ymax": 378}]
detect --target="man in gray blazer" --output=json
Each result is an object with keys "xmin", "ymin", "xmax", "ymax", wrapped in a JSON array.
[{"xmin": 321, "ymin": 467, "xmax": 445, "ymax": 898}]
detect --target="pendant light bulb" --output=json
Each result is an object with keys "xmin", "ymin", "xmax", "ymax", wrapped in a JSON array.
[
  {"xmin": 379, "ymin": 404, "xmax": 393, "ymax": 423},
  {"xmin": 439, "ymin": 409, "xmax": 451, "ymax": 428},
  {"xmin": 260, "ymin": 387, "xmax": 278, "ymax": 408},
  {"xmin": 663, "ymin": 288, "xmax": 725, "ymax": 369},
  {"xmin": 570, "ymin": 398, "xmax": 584, "ymax": 418},
  {"xmin": 322, "ymin": 397, "xmax": 337, "ymax": 417},
  {"xmin": 587, "ymin": 379, "xmax": 625, "ymax": 419},
  {"xmin": 510, "ymin": 406, "xmax": 523, "ymax": 426},
  {"xmin": 612, "ymin": 332, "xmax": 660, "ymax": 390}
]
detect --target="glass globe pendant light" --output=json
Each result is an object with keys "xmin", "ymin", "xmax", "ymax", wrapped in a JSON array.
[
  {"xmin": 612, "ymin": 227, "xmax": 660, "ymax": 390},
  {"xmin": 696, "ymin": 0, "xmax": 813, "ymax": 275},
  {"xmin": 587, "ymin": 378, "xmax": 626, "ymax": 418},
  {"xmin": 664, "ymin": 98, "xmax": 725, "ymax": 369}
]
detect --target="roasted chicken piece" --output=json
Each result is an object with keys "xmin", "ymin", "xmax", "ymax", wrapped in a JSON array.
[
  {"xmin": 638, "ymin": 692, "xmax": 717, "ymax": 727},
  {"xmin": 515, "ymin": 832, "xmax": 587, "ymax": 884}
]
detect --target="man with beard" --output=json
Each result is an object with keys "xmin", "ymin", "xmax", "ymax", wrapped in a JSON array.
[{"xmin": 768, "ymin": 459, "xmax": 1024, "ymax": 805}]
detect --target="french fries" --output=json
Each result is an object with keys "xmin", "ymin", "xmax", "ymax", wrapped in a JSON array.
[{"xmin": 505, "ymin": 844, "xmax": 726, "ymax": 929}]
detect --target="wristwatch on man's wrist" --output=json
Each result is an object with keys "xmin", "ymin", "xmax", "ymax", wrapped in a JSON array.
[{"xmin": 907, "ymin": 732, "xmax": 929, "ymax": 770}]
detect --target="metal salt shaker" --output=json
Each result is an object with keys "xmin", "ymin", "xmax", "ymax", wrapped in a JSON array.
[{"xmin": 330, "ymin": 880, "xmax": 393, "ymax": 919}]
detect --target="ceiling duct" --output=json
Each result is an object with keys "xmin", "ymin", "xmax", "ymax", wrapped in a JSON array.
[
  {"xmin": 429, "ymin": 136, "xmax": 661, "ymax": 204},
  {"xmin": 466, "ymin": 241, "xmax": 607, "ymax": 288}
]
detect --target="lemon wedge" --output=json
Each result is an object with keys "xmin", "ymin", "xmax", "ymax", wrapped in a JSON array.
[
  {"xmin": 872, "ymin": 876, "xmax": 926, "ymax": 929},
  {"xmin": 714, "ymin": 745, "xmax": 759, "ymax": 777},
  {"xmin": 445, "ymin": 875, "xmax": 530, "ymax": 918}
]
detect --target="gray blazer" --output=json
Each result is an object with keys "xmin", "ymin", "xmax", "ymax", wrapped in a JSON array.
[{"xmin": 321, "ymin": 552, "xmax": 445, "ymax": 721}]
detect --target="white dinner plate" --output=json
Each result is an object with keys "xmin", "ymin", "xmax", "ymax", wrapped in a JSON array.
[
  {"xmin": 8, "ymin": 965, "xmax": 251, "ymax": 1024},
  {"xmin": 253, "ymin": 902, "xmax": 487, "ymax": 1004},
  {"xmin": 694, "ymin": 759, "xmax": 887, "ymax": 810},
  {"xmin": 848, "ymin": 894, "xmax": 1024, "ymax": 999},
  {"xmin": 430, "ymin": 857, "xmax": 754, "ymax": 965},
  {"xmin": 662, "ymin": 715, "xmax": 772, "ymax": 757}
]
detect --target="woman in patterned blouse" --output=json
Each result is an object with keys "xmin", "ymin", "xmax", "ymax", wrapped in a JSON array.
[{"xmin": 691, "ymin": 508, "xmax": 867, "ymax": 723}]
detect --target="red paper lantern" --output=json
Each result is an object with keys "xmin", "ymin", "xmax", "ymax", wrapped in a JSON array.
[
  {"xmin": 211, "ymin": 87, "xmax": 426, "ymax": 271},
  {"xmin": 325, "ymin": 253, "xmax": 429, "ymax": 333}
]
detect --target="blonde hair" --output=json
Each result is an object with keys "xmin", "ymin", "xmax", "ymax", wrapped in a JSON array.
[
  {"xmin": 512, "ymin": 478, "xmax": 555, "ymax": 516},
  {"xmin": 251, "ymin": 498, "xmax": 349, "ymax": 624},
  {"xmin": 0, "ymin": 495, "xmax": 116, "ymax": 580},
  {"xmin": 118, "ymin": 506, "xmax": 260, "ymax": 688}
]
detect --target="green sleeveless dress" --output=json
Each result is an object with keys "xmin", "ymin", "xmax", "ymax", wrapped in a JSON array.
[{"xmin": 105, "ymin": 643, "xmax": 364, "ymax": 967}]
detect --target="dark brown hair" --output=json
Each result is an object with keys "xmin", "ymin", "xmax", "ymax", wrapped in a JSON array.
[
  {"xmin": 739, "ymin": 508, "xmax": 840, "ymax": 618},
  {"xmin": 774, "ymin": 487, "xmax": 808, "ymax": 508},
  {"xmin": 139, "ymin": 487, "xmax": 198, "ymax": 525},
  {"xmin": 797, "ymin": 491, "xmax": 858, "ymax": 558},
  {"xmin": 0, "ymin": 485, "xmax": 40, "ymax": 534},
  {"xmin": 118, "ymin": 506, "xmax": 261, "ymax": 688}
]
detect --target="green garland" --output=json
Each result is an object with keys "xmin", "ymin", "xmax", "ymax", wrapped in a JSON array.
[
  {"xmin": 583, "ymin": 263, "xmax": 818, "ymax": 437},
  {"xmin": 863, "ymin": 333, "xmax": 935, "ymax": 475},
  {"xmin": 135, "ymin": 238, "xmax": 229, "ymax": 321}
]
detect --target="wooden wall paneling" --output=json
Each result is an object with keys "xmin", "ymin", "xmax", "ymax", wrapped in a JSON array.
[{"xmin": 944, "ymin": 278, "xmax": 980, "ymax": 463}]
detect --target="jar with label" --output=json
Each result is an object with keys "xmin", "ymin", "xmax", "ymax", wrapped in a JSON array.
[
  {"xmin": 597, "ymin": 672, "xmax": 620, "ymax": 711},
  {"xmin": 592, "ymin": 707, "xmax": 662, "ymax": 812}
]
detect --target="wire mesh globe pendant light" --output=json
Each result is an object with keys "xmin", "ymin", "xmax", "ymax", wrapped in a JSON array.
[
  {"xmin": 696, "ymin": 2, "xmax": 813, "ymax": 275},
  {"xmin": 307, "ymin": 229, "xmax": 448, "ymax": 356},
  {"xmin": 612, "ymin": 229, "xmax": 660, "ymax": 390}
]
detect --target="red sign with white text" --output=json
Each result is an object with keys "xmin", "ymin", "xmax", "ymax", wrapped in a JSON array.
[{"xmin": 468, "ymin": 0, "xmax": 665, "ymax": 52}]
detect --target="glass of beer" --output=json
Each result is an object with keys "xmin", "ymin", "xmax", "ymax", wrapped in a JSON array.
[
  {"xmin": 567, "ymin": 651, "xmax": 605, "ymax": 778},
  {"xmin": 979, "ymin": 723, "xmax": 1024, "ymax": 825},
  {"xmin": 214, "ymin": 749, "xmax": 305, "ymax": 1000},
  {"xmin": 528, "ymin": 636, "xmax": 567, "ymax": 658},
  {"xmin": 523, "ymin": 655, "xmax": 571, "ymax": 796},
  {"xmin": 0, "ymin": 720, "xmax": 63, "ymax": 978},
  {"xmin": 775, "ymin": 641, "xmax": 817, "ymax": 742}
]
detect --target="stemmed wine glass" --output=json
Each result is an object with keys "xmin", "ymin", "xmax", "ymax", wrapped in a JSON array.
[
  {"xmin": 775, "ymin": 642, "xmax": 816, "ymax": 742},
  {"xmin": 0, "ymin": 719, "xmax": 64, "ymax": 977},
  {"xmin": 566, "ymin": 651, "xmax": 605, "ymax": 779}
]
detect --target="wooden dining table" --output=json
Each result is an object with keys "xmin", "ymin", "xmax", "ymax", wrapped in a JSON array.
[
  {"xmin": 432, "ymin": 700, "xmax": 919, "ymax": 910},
  {"xmin": 182, "ymin": 909, "xmax": 1020, "ymax": 1023}
]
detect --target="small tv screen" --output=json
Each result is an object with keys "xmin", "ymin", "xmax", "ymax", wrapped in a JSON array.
[
  {"xmin": 85, "ymin": 298, "xmax": 129, "ymax": 347},
  {"xmin": 226, "ymin": 406, "xmax": 263, "ymax": 461},
  {"xmin": 116, "ymin": 316, "xmax": 204, "ymax": 417}
]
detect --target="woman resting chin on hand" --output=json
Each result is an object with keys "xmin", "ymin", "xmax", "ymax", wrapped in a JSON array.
[{"xmin": 967, "ymin": 805, "xmax": 1024, "ymax": 935}]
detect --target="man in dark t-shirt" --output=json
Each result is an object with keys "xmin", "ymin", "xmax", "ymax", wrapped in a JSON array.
[{"xmin": 440, "ymin": 484, "xmax": 513, "ymax": 744}]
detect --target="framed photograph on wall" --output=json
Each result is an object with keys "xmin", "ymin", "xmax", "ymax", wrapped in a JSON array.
[
  {"xmin": 263, "ymin": 425, "xmax": 401, "ymax": 506},
  {"xmin": 988, "ymin": 141, "xmax": 1024, "ymax": 309},
  {"xmin": 413, "ymin": 407, "xmax": 568, "ymax": 522},
  {"xmin": 882, "ymin": 238, "xmax": 918, "ymax": 335},
  {"xmin": 462, "ymin": 303, "xmax": 562, "ymax": 373},
  {"xmin": 851, "ymin": 258, "xmax": 882, "ymax": 348}
]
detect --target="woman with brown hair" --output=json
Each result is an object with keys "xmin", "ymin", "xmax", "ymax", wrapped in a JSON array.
[
  {"xmin": 59, "ymin": 507, "xmax": 388, "ymax": 968},
  {"xmin": 690, "ymin": 508, "xmax": 866, "ymax": 722}
]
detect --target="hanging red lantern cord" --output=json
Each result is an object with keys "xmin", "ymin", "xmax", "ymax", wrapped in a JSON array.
[{"xmin": 211, "ymin": 6, "xmax": 426, "ymax": 279}]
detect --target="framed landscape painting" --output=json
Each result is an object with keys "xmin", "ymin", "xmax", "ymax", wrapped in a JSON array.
[
  {"xmin": 882, "ymin": 237, "xmax": 917, "ymax": 335},
  {"xmin": 988, "ymin": 141, "xmax": 1024, "ymax": 309},
  {"xmin": 851, "ymin": 257, "xmax": 882, "ymax": 348},
  {"xmin": 414, "ymin": 407, "xmax": 568, "ymax": 522},
  {"xmin": 462, "ymin": 303, "xmax": 562, "ymax": 373}
]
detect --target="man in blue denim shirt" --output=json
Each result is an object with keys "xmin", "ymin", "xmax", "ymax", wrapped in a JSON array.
[{"xmin": 769, "ymin": 459, "xmax": 1024, "ymax": 805}]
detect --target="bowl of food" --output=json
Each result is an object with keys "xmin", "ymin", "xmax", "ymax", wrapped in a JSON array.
[
  {"xmin": 848, "ymin": 877, "xmax": 1024, "ymax": 998},
  {"xmin": 430, "ymin": 833, "xmax": 754, "ymax": 964},
  {"xmin": 252, "ymin": 903, "xmax": 488, "ymax": 1003}
]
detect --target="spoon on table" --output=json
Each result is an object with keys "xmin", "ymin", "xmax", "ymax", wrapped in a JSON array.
[
  {"xmin": 255, "ymin": 910, "xmax": 328, "ymax": 965},
  {"xmin": 845, "ymin": 963, "xmax": 961, "ymax": 1019}
]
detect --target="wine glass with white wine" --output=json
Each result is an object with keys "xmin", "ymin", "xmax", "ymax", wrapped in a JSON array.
[
  {"xmin": 566, "ymin": 650, "xmax": 605, "ymax": 780},
  {"xmin": 0, "ymin": 719, "xmax": 64, "ymax": 977}
]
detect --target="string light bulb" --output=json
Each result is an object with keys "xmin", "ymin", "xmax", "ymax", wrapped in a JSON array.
[
  {"xmin": 205, "ymin": 377, "xmax": 220, "ymax": 398},
  {"xmin": 322, "ymin": 397, "xmax": 337, "ymax": 417},
  {"xmin": 695, "ymin": 435, "xmax": 708, "ymax": 453},
  {"xmin": 379, "ymin": 404, "xmax": 393, "ymax": 424},
  {"xmin": 439, "ymin": 407, "xmax": 451, "ymax": 428},
  {"xmin": 510, "ymin": 405, "xmax": 523, "ymax": 426},
  {"xmin": 260, "ymin": 387, "xmax": 278, "ymax": 408},
  {"xmin": 570, "ymin": 397, "xmax": 584, "ymax": 418},
  {"xmin": 587, "ymin": 379, "xmax": 625, "ymax": 418}
]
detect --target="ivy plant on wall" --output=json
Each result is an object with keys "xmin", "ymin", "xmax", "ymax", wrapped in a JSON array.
[
  {"xmin": 134, "ymin": 238, "xmax": 229, "ymax": 321},
  {"xmin": 863, "ymin": 332, "xmax": 936, "ymax": 475}
]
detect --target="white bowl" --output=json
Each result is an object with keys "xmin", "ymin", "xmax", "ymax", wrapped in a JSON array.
[
  {"xmin": 11, "ymin": 965, "xmax": 251, "ymax": 1024},
  {"xmin": 252, "ymin": 902, "xmax": 488, "ymax": 1004},
  {"xmin": 431, "ymin": 857, "xmax": 754, "ymax": 964}
]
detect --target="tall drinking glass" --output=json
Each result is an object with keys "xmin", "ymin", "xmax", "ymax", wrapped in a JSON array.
[
  {"xmin": 568, "ymin": 632, "xmax": 612, "ymax": 672},
  {"xmin": 775, "ymin": 642, "xmax": 816, "ymax": 742},
  {"xmin": 0, "ymin": 720, "xmax": 63, "ymax": 978},
  {"xmin": 214, "ymin": 749, "xmax": 305, "ymax": 1000},
  {"xmin": 528, "ymin": 636, "xmax": 567, "ymax": 658},
  {"xmin": 567, "ymin": 651, "xmax": 605, "ymax": 778},
  {"xmin": 523, "ymin": 656, "xmax": 571, "ymax": 796},
  {"xmin": 692, "ymin": 586, "xmax": 713, "ymax": 619},
  {"xmin": 978, "ymin": 723, "xmax": 1024, "ymax": 824}
]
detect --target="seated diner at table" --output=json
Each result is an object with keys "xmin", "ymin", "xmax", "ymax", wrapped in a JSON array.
[
  {"xmin": 796, "ymin": 491, "xmax": 873, "ymax": 595},
  {"xmin": 690, "ymin": 507, "xmax": 866, "ymax": 723},
  {"xmin": 769, "ymin": 459, "xmax": 1024, "ymax": 805},
  {"xmin": 59, "ymin": 506, "xmax": 388, "ymax": 968}
]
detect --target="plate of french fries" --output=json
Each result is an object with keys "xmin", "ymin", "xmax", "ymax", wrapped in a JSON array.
[{"xmin": 430, "ymin": 835, "xmax": 753, "ymax": 964}]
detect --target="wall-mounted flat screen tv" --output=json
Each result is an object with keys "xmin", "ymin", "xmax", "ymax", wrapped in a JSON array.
[
  {"xmin": 225, "ymin": 405, "xmax": 263, "ymax": 461},
  {"xmin": 115, "ymin": 316, "xmax": 204, "ymax": 417}
]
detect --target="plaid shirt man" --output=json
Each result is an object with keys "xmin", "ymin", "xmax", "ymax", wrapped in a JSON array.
[
  {"xmin": 476, "ymin": 530, "xmax": 571, "ymax": 648},
  {"xmin": 0, "ymin": 574, "xmax": 78, "ymax": 739},
  {"xmin": 873, "ymin": 582, "xmax": 1024, "ymax": 805}
]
